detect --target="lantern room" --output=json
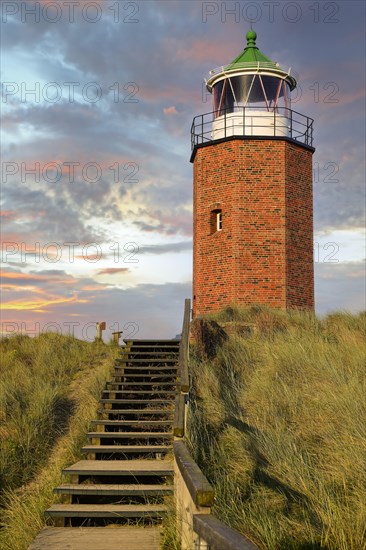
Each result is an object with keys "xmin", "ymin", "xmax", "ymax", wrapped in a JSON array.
[{"xmin": 202, "ymin": 30, "xmax": 302, "ymax": 140}]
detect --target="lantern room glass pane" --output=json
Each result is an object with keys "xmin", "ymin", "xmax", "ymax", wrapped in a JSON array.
[
  {"xmin": 232, "ymin": 75, "xmax": 262, "ymax": 104},
  {"xmin": 213, "ymin": 80, "xmax": 234, "ymax": 114},
  {"xmin": 213, "ymin": 75, "xmax": 291, "ymax": 116}
]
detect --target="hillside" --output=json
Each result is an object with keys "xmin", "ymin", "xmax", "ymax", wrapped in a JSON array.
[
  {"xmin": 189, "ymin": 307, "xmax": 366, "ymax": 550},
  {"xmin": 0, "ymin": 333, "xmax": 118, "ymax": 549}
]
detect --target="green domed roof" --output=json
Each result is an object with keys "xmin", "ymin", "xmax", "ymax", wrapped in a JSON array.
[
  {"xmin": 205, "ymin": 29, "xmax": 297, "ymax": 92},
  {"xmin": 226, "ymin": 30, "xmax": 280, "ymax": 70}
]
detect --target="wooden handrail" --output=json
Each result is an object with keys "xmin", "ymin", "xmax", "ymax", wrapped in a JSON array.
[
  {"xmin": 173, "ymin": 394, "xmax": 185, "ymax": 437},
  {"xmin": 193, "ymin": 514, "xmax": 260, "ymax": 550},
  {"xmin": 174, "ymin": 441, "xmax": 214, "ymax": 507},
  {"xmin": 179, "ymin": 298, "xmax": 191, "ymax": 393},
  {"xmin": 174, "ymin": 299, "xmax": 260, "ymax": 549}
]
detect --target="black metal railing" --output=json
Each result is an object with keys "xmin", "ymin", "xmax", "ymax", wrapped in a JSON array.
[{"xmin": 191, "ymin": 106, "xmax": 314, "ymax": 149}]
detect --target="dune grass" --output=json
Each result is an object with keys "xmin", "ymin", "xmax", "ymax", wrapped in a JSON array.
[
  {"xmin": 188, "ymin": 307, "xmax": 366, "ymax": 550},
  {"xmin": 0, "ymin": 332, "xmax": 118, "ymax": 549}
]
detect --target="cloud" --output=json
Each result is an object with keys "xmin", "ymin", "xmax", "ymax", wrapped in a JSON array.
[
  {"xmin": 1, "ymin": 183, "xmax": 108, "ymax": 244},
  {"xmin": 1, "ymin": 0, "xmax": 364, "ymax": 332},
  {"xmin": 133, "ymin": 209, "xmax": 192, "ymax": 236},
  {"xmin": 96, "ymin": 268, "xmax": 130, "ymax": 275},
  {"xmin": 168, "ymin": 36, "xmax": 237, "ymax": 65},
  {"xmin": 1, "ymin": 281, "xmax": 192, "ymax": 339},
  {"xmin": 139, "ymin": 241, "xmax": 192, "ymax": 255},
  {"xmin": 0, "ymin": 210, "xmax": 17, "ymax": 219},
  {"xmin": 1, "ymin": 294, "xmax": 79, "ymax": 311},
  {"xmin": 163, "ymin": 106, "xmax": 178, "ymax": 115},
  {"xmin": 1, "ymin": 268, "xmax": 74, "ymax": 287},
  {"xmin": 315, "ymin": 261, "xmax": 366, "ymax": 315},
  {"xmin": 0, "ymin": 267, "xmax": 105, "ymax": 312}
]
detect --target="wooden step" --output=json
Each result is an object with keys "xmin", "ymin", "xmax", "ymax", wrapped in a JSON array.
[
  {"xmin": 126, "ymin": 344, "xmax": 179, "ymax": 348},
  {"xmin": 127, "ymin": 351, "xmax": 179, "ymax": 354},
  {"xmin": 106, "ymin": 386, "xmax": 176, "ymax": 392},
  {"xmin": 87, "ymin": 432, "xmax": 173, "ymax": 439},
  {"xmin": 46, "ymin": 503, "xmax": 168, "ymax": 518},
  {"xmin": 99, "ymin": 409, "xmax": 174, "ymax": 416},
  {"xmin": 123, "ymin": 352, "xmax": 179, "ymax": 356},
  {"xmin": 63, "ymin": 460, "xmax": 173, "ymax": 477},
  {"xmin": 119, "ymin": 352, "xmax": 179, "ymax": 356},
  {"xmin": 115, "ymin": 354, "xmax": 178, "ymax": 363},
  {"xmin": 91, "ymin": 420, "xmax": 172, "ymax": 433},
  {"xmin": 99, "ymin": 412, "xmax": 174, "ymax": 421},
  {"xmin": 100, "ymin": 399, "xmax": 174, "ymax": 405},
  {"xmin": 112, "ymin": 381, "xmax": 176, "ymax": 386},
  {"xmin": 118, "ymin": 366, "xmax": 177, "ymax": 370},
  {"xmin": 29, "ymin": 527, "xmax": 161, "ymax": 550},
  {"xmin": 116, "ymin": 358, "xmax": 178, "ymax": 363},
  {"xmin": 123, "ymin": 351, "xmax": 179, "ymax": 355},
  {"xmin": 113, "ymin": 378, "xmax": 178, "ymax": 382},
  {"xmin": 81, "ymin": 445, "xmax": 172, "ymax": 454},
  {"xmin": 123, "ymin": 346, "xmax": 179, "ymax": 350},
  {"xmin": 113, "ymin": 382, "xmax": 176, "ymax": 387},
  {"xmin": 116, "ymin": 364, "xmax": 177, "ymax": 369},
  {"xmin": 114, "ymin": 365, "xmax": 178, "ymax": 374},
  {"xmin": 117, "ymin": 376, "xmax": 177, "ymax": 383},
  {"xmin": 103, "ymin": 389, "xmax": 177, "ymax": 393},
  {"xmin": 107, "ymin": 382, "xmax": 176, "ymax": 387},
  {"xmin": 102, "ymin": 390, "xmax": 177, "ymax": 396},
  {"xmin": 54, "ymin": 484, "xmax": 173, "ymax": 496},
  {"xmin": 124, "ymin": 339, "xmax": 179, "ymax": 343}
]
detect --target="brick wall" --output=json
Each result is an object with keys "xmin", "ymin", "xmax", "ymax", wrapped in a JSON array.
[{"xmin": 192, "ymin": 138, "xmax": 314, "ymax": 317}]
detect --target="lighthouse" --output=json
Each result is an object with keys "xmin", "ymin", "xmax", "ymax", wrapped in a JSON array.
[{"xmin": 191, "ymin": 30, "xmax": 315, "ymax": 317}]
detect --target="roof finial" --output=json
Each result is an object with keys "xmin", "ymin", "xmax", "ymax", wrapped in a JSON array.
[{"xmin": 246, "ymin": 29, "xmax": 257, "ymax": 47}]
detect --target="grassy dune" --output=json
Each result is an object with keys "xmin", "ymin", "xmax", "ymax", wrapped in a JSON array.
[
  {"xmin": 0, "ymin": 333, "xmax": 118, "ymax": 549},
  {"xmin": 189, "ymin": 307, "xmax": 366, "ymax": 550}
]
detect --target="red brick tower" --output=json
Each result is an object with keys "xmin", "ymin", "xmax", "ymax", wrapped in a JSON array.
[{"xmin": 191, "ymin": 31, "xmax": 315, "ymax": 317}]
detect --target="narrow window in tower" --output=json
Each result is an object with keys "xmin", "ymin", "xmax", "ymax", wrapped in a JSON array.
[
  {"xmin": 217, "ymin": 211, "xmax": 222, "ymax": 231},
  {"xmin": 211, "ymin": 209, "xmax": 222, "ymax": 233}
]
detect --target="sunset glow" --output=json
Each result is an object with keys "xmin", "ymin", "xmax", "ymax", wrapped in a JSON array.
[{"xmin": 1, "ymin": 1, "xmax": 365, "ymax": 339}]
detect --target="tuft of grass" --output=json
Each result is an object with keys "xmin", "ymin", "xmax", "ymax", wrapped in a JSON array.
[
  {"xmin": 188, "ymin": 309, "xmax": 366, "ymax": 550},
  {"xmin": 0, "ymin": 333, "xmax": 118, "ymax": 549},
  {"xmin": 160, "ymin": 496, "xmax": 182, "ymax": 550}
]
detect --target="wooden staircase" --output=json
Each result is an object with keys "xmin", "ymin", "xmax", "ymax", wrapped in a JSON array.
[{"xmin": 30, "ymin": 339, "xmax": 180, "ymax": 550}]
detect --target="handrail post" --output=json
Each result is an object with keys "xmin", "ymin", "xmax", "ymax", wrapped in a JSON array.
[
  {"xmin": 111, "ymin": 331, "xmax": 123, "ymax": 345},
  {"xmin": 174, "ymin": 299, "xmax": 191, "ymax": 437},
  {"xmin": 179, "ymin": 298, "xmax": 191, "ymax": 394},
  {"xmin": 290, "ymin": 108, "xmax": 293, "ymax": 138},
  {"xmin": 95, "ymin": 321, "xmax": 106, "ymax": 342}
]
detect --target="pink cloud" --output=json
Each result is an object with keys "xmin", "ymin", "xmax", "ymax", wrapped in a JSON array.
[
  {"xmin": 0, "ymin": 210, "xmax": 17, "ymax": 218},
  {"xmin": 138, "ymin": 84, "xmax": 197, "ymax": 105},
  {"xmin": 0, "ymin": 288, "xmax": 80, "ymax": 311},
  {"xmin": 165, "ymin": 37, "xmax": 235, "ymax": 65},
  {"xmin": 1, "ymin": 271, "xmax": 47, "ymax": 282},
  {"xmin": 1, "ymin": 268, "xmax": 86, "ymax": 283},
  {"xmin": 163, "ymin": 106, "xmax": 178, "ymax": 116},
  {"xmin": 96, "ymin": 268, "xmax": 130, "ymax": 276}
]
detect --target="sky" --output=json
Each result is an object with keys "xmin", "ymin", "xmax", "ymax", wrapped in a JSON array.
[{"xmin": 1, "ymin": 0, "xmax": 365, "ymax": 341}]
